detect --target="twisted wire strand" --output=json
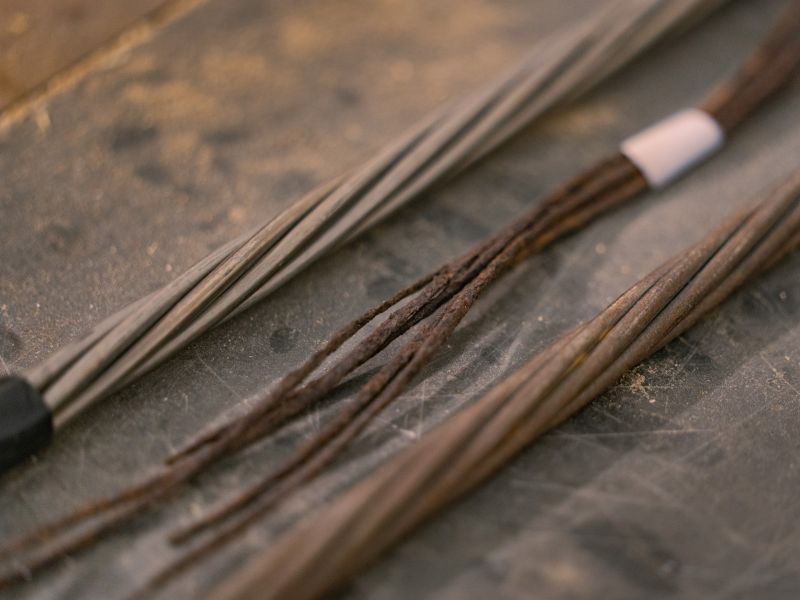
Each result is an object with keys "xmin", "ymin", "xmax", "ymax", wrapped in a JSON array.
[{"xmin": 207, "ymin": 170, "xmax": 800, "ymax": 600}]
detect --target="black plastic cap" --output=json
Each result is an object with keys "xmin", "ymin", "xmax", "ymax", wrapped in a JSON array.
[{"xmin": 0, "ymin": 376, "xmax": 52, "ymax": 474}]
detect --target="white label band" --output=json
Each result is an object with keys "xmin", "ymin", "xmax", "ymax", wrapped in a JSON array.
[{"xmin": 620, "ymin": 109, "xmax": 725, "ymax": 189}]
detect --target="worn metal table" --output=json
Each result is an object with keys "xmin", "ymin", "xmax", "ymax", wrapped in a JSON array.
[{"xmin": 1, "ymin": 0, "xmax": 799, "ymax": 598}]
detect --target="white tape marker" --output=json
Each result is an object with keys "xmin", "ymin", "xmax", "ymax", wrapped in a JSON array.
[{"xmin": 621, "ymin": 109, "xmax": 725, "ymax": 189}]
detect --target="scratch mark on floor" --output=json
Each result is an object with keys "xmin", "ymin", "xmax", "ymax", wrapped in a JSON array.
[
  {"xmin": 417, "ymin": 378, "xmax": 428, "ymax": 438},
  {"xmin": 707, "ymin": 527, "xmax": 791, "ymax": 600},
  {"xmin": 510, "ymin": 477, "xmax": 667, "ymax": 508},
  {"xmin": 590, "ymin": 405, "xmax": 625, "ymax": 425},
  {"xmin": 679, "ymin": 399, "xmax": 775, "ymax": 463},
  {"xmin": 193, "ymin": 349, "xmax": 243, "ymax": 401},
  {"xmin": 759, "ymin": 351, "xmax": 800, "ymax": 404},
  {"xmin": 374, "ymin": 414, "xmax": 418, "ymax": 440},
  {"xmin": 552, "ymin": 429, "xmax": 711, "ymax": 439}
]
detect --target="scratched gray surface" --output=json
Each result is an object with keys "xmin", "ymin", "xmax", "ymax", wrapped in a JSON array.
[{"xmin": 1, "ymin": 0, "xmax": 800, "ymax": 598}]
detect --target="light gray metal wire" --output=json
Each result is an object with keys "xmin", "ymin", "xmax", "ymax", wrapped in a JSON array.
[{"xmin": 23, "ymin": 0, "xmax": 730, "ymax": 427}]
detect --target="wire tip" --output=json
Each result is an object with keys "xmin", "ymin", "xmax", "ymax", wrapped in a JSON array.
[{"xmin": 0, "ymin": 376, "xmax": 52, "ymax": 474}]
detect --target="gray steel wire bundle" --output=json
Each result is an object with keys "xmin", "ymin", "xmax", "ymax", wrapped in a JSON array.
[{"xmin": 22, "ymin": 0, "xmax": 729, "ymax": 429}]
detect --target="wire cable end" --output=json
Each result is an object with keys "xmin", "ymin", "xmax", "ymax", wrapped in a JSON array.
[{"xmin": 0, "ymin": 376, "xmax": 52, "ymax": 474}]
